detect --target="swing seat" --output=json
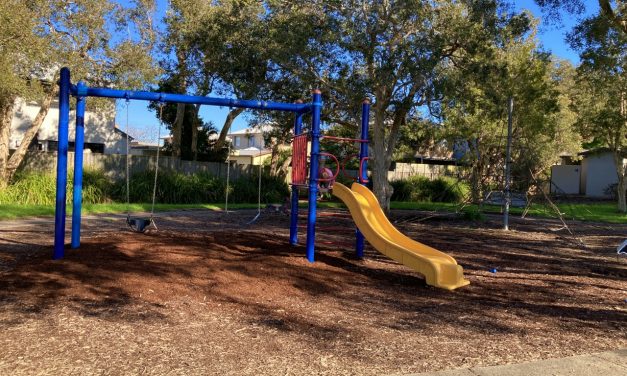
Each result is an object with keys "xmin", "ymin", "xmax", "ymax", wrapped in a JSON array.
[{"xmin": 127, "ymin": 217, "xmax": 154, "ymax": 233}]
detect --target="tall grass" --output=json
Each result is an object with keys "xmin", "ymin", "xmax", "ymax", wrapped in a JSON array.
[
  {"xmin": 0, "ymin": 169, "xmax": 112, "ymax": 205},
  {"xmin": 0, "ymin": 169, "xmax": 290, "ymax": 206},
  {"xmin": 390, "ymin": 176, "xmax": 469, "ymax": 203}
]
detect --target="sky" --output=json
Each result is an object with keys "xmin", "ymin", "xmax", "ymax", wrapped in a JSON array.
[{"xmin": 116, "ymin": 0, "xmax": 600, "ymax": 143}]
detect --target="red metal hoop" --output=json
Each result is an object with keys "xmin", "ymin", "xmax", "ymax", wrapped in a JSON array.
[{"xmin": 320, "ymin": 135, "xmax": 368, "ymax": 143}]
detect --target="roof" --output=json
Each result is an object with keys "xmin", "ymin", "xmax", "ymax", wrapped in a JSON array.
[
  {"xmin": 227, "ymin": 124, "xmax": 275, "ymax": 136},
  {"xmin": 578, "ymin": 148, "xmax": 612, "ymax": 156},
  {"xmin": 113, "ymin": 126, "xmax": 134, "ymax": 141},
  {"xmin": 235, "ymin": 147, "xmax": 272, "ymax": 156}
]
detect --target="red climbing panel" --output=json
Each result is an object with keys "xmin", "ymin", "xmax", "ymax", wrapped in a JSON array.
[{"xmin": 292, "ymin": 134, "xmax": 308, "ymax": 185}]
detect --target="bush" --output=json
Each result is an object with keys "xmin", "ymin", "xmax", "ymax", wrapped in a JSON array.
[
  {"xmin": 0, "ymin": 169, "xmax": 114, "ymax": 205},
  {"xmin": 1, "ymin": 168, "xmax": 290, "ymax": 206},
  {"xmin": 390, "ymin": 176, "xmax": 469, "ymax": 203},
  {"xmin": 113, "ymin": 170, "xmax": 226, "ymax": 204},
  {"xmin": 228, "ymin": 172, "xmax": 290, "ymax": 204}
]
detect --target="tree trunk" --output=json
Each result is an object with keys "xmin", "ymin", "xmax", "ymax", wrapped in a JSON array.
[
  {"xmin": 612, "ymin": 151, "xmax": 626, "ymax": 213},
  {"xmin": 0, "ymin": 98, "xmax": 16, "ymax": 186},
  {"xmin": 615, "ymin": 90, "xmax": 627, "ymax": 213},
  {"xmin": 6, "ymin": 88, "xmax": 57, "ymax": 182},
  {"xmin": 470, "ymin": 139, "xmax": 482, "ymax": 203},
  {"xmin": 371, "ymin": 104, "xmax": 392, "ymax": 210},
  {"xmin": 215, "ymin": 107, "xmax": 245, "ymax": 151},
  {"xmin": 171, "ymin": 103, "xmax": 185, "ymax": 158},
  {"xmin": 191, "ymin": 104, "xmax": 201, "ymax": 161}
]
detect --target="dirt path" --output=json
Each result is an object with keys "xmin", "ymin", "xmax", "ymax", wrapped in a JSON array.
[{"xmin": 0, "ymin": 210, "xmax": 626, "ymax": 375}]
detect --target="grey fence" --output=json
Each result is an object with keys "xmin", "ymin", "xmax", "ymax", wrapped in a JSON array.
[
  {"xmin": 21, "ymin": 151, "xmax": 252, "ymax": 181},
  {"xmin": 21, "ymin": 152, "xmax": 454, "ymax": 183}
]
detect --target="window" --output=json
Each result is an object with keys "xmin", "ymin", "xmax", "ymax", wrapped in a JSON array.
[
  {"xmin": 234, "ymin": 136, "xmax": 241, "ymax": 147},
  {"xmin": 249, "ymin": 136, "xmax": 256, "ymax": 147},
  {"xmin": 46, "ymin": 141, "xmax": 105, "ymax": 153}
]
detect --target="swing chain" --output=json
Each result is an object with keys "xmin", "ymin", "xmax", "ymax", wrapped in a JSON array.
[
  {"xmin": 150, "ymin": 102, "xmax": 164, "ymax": 219},
  {"xmin": 124, "ymin": 98, "xmax": 131, "ymax": 221}
]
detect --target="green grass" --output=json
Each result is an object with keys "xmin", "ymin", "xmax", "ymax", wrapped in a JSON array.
[
  {"xmin": 0, "ymin": 203, "xmax": 260, "ymax": 220},
  {"xmin": 2, "ymin": 200, "xmax": 625, "ymax": 224},
  {"xmin": 387, "ymin": 201, "xmax": 627, "ymax": 224}
]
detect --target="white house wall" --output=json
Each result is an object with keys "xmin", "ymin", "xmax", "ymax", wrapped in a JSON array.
[
  {"xmin": 10, "ymin": 97, "xmax": 127, "ymax": 154},
  {"xmin": 231, "ymin": 133, "xmax": 265, "ymax": 150},
  {"xmin": 583, "ymin": 152, "xmax": 619, "ymax": 197},
  {"xmin": 550, "ymin": 165, "xmax": 580, "ymax": 194}
]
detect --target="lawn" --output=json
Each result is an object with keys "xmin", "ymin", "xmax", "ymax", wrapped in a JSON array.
[
  {"xmin": 0, "ymin": 203, "xmax": 259, "ymax": 220},
  {"xmin": 1, "ymin": 200, "xmax": 626, "ymax": 223}
]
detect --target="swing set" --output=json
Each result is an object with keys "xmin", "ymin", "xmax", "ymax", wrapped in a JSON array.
[{"xmin": 52, "ymin": 67, "xmax": 318, "ymax": 259}]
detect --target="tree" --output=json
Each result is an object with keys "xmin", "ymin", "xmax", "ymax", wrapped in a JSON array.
[
  {"xmin": 161, "ymin": 0, "xmax": 300, "ymax": 159},
  {"xmin": 0, "ymin": 0, "xmax": 45, "ymax": 185},
  {"xmin": 535, "ymin": 1, "xmax": 627, "ymax": 35},
  {"xmin": 263, "ymin": 0, "xmax": 543, "ymax": 209},
  {"xmin": 568, "ymin": 14, "xmax": 627, "ymax": 212},
  {"xmin": 0, "ymin": 0, "xmax": 159, "ymax": 184},
  {"xmin": 439, "ymin": 18, "xmax": 579, "ymax": 203}
]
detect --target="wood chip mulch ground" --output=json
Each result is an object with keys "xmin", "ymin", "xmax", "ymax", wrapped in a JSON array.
[{"xmin": 0, "ymin": 209, "xmax": 625, "ymax": 375}]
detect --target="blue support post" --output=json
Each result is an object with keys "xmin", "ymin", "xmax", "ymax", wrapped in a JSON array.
[
  {"xmin": 71, "ymin": 82, "xmax": 86, "ymax": 249},
  {"xmin": 53, "ymin": 68, "xmax": 71, "ymax": 259},
  {"xmin": 355, "ymin": 98, "xmax": 370, "ymax": 258},
  {"xmin": 305, "ymin": 90, "xmax": 323, "ymax": 262},
  {"xmin": 289, "ymin": 100, "xmax": 304, "ymax": 245}
]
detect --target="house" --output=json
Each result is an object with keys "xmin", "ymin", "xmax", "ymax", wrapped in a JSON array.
[
  {"xmin": 226, "ymin": 125, "xmax": 273, "ymax": 165},
  {"xmin": 129, "ymin": 140, "xmax": 159, "ymax": 156},
  {"xmin": 551, "ymin": 148, "xmax": 626, "ymax": 197},
  {"xmin": 10, "ymin": 97, "xmax": 128, "ymax": 155}
]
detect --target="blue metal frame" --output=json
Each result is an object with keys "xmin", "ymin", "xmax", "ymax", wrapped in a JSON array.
[
  {"xmin": 289, "ymin": 101, "xmax": 304, "ymax": 245},
  {"xmin": 53, "ymin": 67, "xmax": 315, "ymax": 259},
  {"xmin": 71, "ymin": 81, "xmax": 86, "ymax": 249},
  {"xmin": 53, "ymin": 68, "xmax": 71, "ymax": 259},
  {"xmin": 70, "ymin": 86, "xmax": 310, "ymax": 113},
  {"xmin": 305, "ymin": 90, "xmax": 322, "ymax": 262},
  {"xmin": 355, "ymin": 99, "xmax": 370, "ymax": 258}
]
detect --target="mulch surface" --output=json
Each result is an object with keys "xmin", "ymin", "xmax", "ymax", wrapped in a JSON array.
[{"xmin": 0, "ymin": 209, "xmax": 626, "ymax": 375}]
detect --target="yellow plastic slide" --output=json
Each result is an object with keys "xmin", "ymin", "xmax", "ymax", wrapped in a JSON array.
[{"xmin": 331, "ymin": 182, "xmax": 470, "ymax": 290}]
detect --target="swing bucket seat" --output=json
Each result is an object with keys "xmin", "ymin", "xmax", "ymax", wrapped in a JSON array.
[{"xmin": 127, "ymin": 217, "xmax": 154, "ymax": 233}]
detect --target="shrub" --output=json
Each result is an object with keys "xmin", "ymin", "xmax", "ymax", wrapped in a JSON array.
[
  {"xmin": 390, "ymin": 176, "xmax": 469, "ymax": 203},
  {"xmin": 113, "ymin": 170, "xmax": 226, "ymax": 204},
  {"xmin": 1, "ymin": 168, "xmax": 290, "ymax": 206},
  {"xmin": 229, "ymin": 172, "xmax": 290, "ymax": 204},
  {"xmin": 0, "ymin": 169, "xmax": 114, "ymax": 205}
]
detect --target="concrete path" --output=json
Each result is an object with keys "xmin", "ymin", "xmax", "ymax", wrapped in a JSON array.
[{"xmin": 404, "ymin": 349, "xmax": 627, "ymax": 376}]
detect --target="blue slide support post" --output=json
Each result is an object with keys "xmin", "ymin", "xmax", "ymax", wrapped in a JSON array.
[
  {"xmin": 355, "ymin": 98, "xmax": 370, "ymax": 258},
  {"xmin": 53, "ymin": 68, "xmax": 71, "ymax": 259},
  {"xmin": 305, "ymin": 90, "xmax": 322, "ymax": 262},
  {"xmin": 289, "ymin": 100, "xmax": 304, "ymax": 245},
  {"xmin": 71, "ymin": 81, "xmax": 87, "ymax": 249}
]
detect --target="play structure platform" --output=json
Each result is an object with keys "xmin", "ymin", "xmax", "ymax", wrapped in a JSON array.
[{"xmin": 332, "ymin": 182, "xmax": 470, "ymax": 290}]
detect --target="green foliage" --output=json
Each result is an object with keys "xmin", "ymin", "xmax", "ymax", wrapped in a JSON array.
[
  {"xmin": 119, "ymin": 169, "xmax": 288, "ymax": 205},
  {"xmin": 460, "ymin": 207, "xmax": 485, "ymax": 221},
  {"xmin": 0, "ymin": 168, "xmax": 289, "ymax": 206},
  {"xmin": 568, "ymin": 11, "xmax": 627, "ymax": 212},
  {"xmin": 0, "ymin": 169, "xmax": 112, "ymax": 205},
  {"xmin": 118, "ymin": 170, "xmax": 225, "ymax": 204},
  {"xmin": 228, "ymin": 172, "xmax": 290, "ymax": 204},
  {"xmin": 390, "ymin": 176, "xmax": 469, "ymax": 203}
]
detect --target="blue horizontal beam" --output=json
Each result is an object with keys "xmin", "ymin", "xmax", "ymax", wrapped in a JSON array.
[{"xmin": 70, "ymin": 85, "xmax": 311, "ymax": 113}]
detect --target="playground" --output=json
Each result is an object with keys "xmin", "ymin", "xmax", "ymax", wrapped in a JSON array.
[{"xmin": 0, "ymin": 209, "xmax": 625, "ymax": 375}]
